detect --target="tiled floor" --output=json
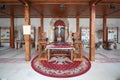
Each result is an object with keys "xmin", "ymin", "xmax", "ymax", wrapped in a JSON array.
[{"xmin": 0, "ymin": 47, "xmax": 120, "ymax": 80}]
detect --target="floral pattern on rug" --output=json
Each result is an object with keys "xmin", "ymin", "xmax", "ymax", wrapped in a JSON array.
[{"xmin": 31, "ymin": 56, "xmax": 91, "ymax": 78}]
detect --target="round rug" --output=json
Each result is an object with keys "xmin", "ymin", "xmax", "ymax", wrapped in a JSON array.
[{"xmin": 31, "ymin": 56, "xmax": 91, "ymax": 78}]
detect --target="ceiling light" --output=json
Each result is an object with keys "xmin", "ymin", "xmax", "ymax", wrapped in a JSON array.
[
  {"xmin": 109, "ymin": 3, "xmax": 116, "ymax": 10},
  {"xmin": 0, "ymin": 4, "xmax": 6, "ymax": 11},
  {"xmin": 60, "ymin": 4, "xmax": 64, "ymax": 10}
]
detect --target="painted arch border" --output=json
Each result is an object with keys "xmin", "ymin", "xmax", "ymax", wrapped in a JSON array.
[{"xmin": 50, "ymin": 18, "xmax": 69, "ymax": 27}]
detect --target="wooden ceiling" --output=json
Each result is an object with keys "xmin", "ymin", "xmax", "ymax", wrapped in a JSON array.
[{"xmin": 0, "ymin": 0, "xmax": 120, "ymax": 18}]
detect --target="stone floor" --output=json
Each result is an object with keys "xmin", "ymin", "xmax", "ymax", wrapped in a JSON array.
[{"xmin": 0, "ymin": 47, "xmax": 120, "ymax": 80}]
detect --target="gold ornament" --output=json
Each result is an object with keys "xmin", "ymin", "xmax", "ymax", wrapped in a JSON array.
[
  {"xmin": 52, "ymin": 26, "xmax": 55, "ymax": 30},
  {"xmin": 65, "ymin": 26, "xmax": 68, "ymax": 30}
]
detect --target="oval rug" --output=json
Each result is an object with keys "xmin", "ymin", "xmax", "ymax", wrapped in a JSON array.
[{"xmin": 31, "ymin": 56, "xmax": 91, "ymax": 78}]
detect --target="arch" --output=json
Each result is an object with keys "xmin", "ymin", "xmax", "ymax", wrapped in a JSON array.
[
  {"xmin": 50, "ymin": 18, "xmax": 69, "ymax": 27},
  {"xmin": 54, "ymin": 20, "xmax": 65, "ymax": 42},
  {"xmin": 50, "ymin": 18, "xmax": 69, "ymax": 43},
  {"xmin": 54, "ymin": 20, "xmax": 65, "ymax": 27}
]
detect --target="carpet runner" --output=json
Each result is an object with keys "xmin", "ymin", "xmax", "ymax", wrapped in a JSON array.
[{"xmin": 31, "ymin": 55, "xmax": 91, "ymax": 78}]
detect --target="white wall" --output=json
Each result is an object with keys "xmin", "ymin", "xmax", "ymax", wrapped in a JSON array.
[
  {"xmin": 107, "ymin": 18, "xmax": 120, "ymax": 27},
  {"xmin": 1, "ymin": 18, "xmax": 119, "ymax": 30},
  {"xmin": 0, "ymin": 18, "xmax": 40, "ymax": 48},
  {"xmin": 80, "ymin": 18, "xmax": 89, "ymax": 27},
  {"xmin": 0, "ymin": 18, "xmax": 10, "ymax": 27},
  {"xmin": 0, "ymin": 18, "xmax": 120, "ymax": 47},
  {"xmin": 14, "ymin": 18, "xmax": 40, "ymax": 48},
  {"xmin": 14, "ymin": 18, "xmax": 40, "ymax": 27},
  {"xmin": 43, "ymin": 18, "xmax": 52, "ymax": 37},
  {"xmin": 68, "ymin": 18, "xmax": 76, "ymax": 32},
  {"xmin": 80, "ymin": 18, "xmax": 103, "ymax": 30},
  {"xmin": 80, "ymin": 18, "xmax": 120, "ymax": 30},
  {"xmin": 80, "ymin": 18, "xmax": 120, "ymax": 43}
]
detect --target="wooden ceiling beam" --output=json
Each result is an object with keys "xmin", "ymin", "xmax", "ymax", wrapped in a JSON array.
[
  {"xmin": 0, "ymin": 0, "xmax": 120, "ymax": 4},
  {"xmin": 95, "ymin": 0, "xmax": 102, "ymax": 5},
  {"xmin": 0, "ymin": 11, "xmax": 10, "ymax": 16},
  {"xmin": 31, "ymin": 6, "xmax": 42, "ymax": 16},
  {"xmin": 0, "ymin": 0, "xmax": 120, "ymax": 18},
  {"xmin": 102, "ymin": 5, "xmax": 107, "ymax": 16},
  {"xmin": 0, "ymin": 0, "xmax": 18, "ymax": 3},
  {"xmin": 102, "ymin": 0, "xmax": 120, "ymax": 3},
  {"xmin": 18, "ymin": 0, "xmax": 30, "ymax": 5},
  {"xmin": 79, "ymin": 6, "xmax": 89, "ymax": 15},
  {"xmin": 18, "ymin": 0, "xmax": 41, "ymax": 15},
  {"xmin": 28, "ymin": 0, "xmax": 91, "ymax": 3},
  {"xmin": 0, "ymin": 0, "xmax": 90, "ymax": 4},
  {"xmin": 102, "ymin": 4, "xmax": 120, "ymax": 18},
  {"xmin": 107, "ymin": 8, "xmax": 120, "ymax": 16},
  {"xmin": 90, "ymin": 0, "xmax": 102, "ymax": 5}
]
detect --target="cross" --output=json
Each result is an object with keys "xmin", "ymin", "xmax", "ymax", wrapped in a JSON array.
[{"xmin": 58, "ymin": 25, "xmax": 62, "ymax": 36}]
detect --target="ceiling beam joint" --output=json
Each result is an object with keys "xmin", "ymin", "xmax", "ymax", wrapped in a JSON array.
[
  {"xmin": 90, "ymin": 0, "xmax": 102, "ymax": 5},
  {"xmin": 18, "ymin": 0, "xmax": 30, "ymax": 6}
]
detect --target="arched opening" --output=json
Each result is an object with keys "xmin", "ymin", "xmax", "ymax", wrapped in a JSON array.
[{"xmin": 54, "ymin": 20, "xmax": 66, "ymax": 42}]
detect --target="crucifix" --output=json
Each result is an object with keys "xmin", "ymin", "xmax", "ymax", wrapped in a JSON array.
[{"xmin": 58, "ymin": 25, "xmax": 62, "ymax": 37}]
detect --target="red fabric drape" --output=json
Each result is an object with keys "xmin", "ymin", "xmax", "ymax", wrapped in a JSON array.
[{"xmin": 54, "ymin": 20, "xmax": 65, "ymax": 27}]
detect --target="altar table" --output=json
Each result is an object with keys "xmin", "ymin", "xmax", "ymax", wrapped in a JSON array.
[{"xmin": 45, "ymin": 44, "xmax": 75, "ymax": 61}]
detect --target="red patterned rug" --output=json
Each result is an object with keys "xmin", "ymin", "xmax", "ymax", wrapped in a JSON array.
[{"xmin": 31, "ymin": 54, "xmax": 91, "ymax": 78}]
